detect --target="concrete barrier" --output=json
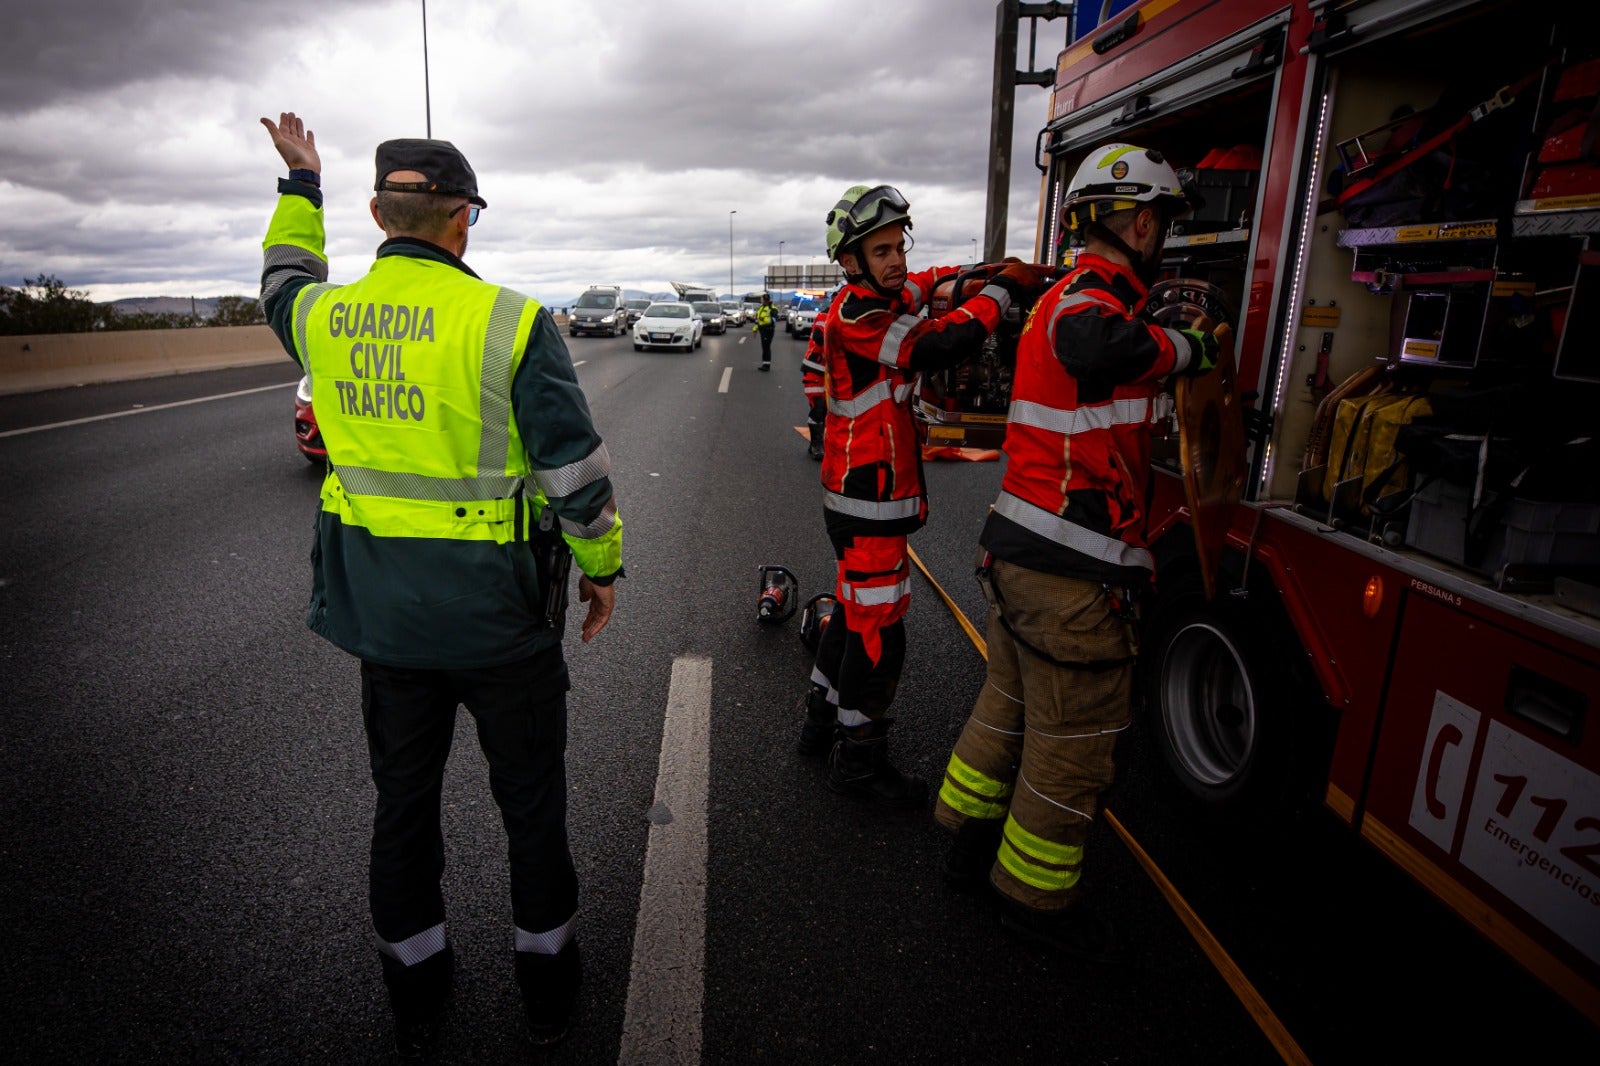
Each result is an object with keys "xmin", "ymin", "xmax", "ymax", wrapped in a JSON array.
[{"xmin": 0, "ymin": 314, "xmax": 573, "ymax": 396}]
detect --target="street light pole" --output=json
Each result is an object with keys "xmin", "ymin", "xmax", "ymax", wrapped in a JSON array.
[
  {"xmin": 779, "ymin": 240, "xmax": 785, "ymax": 268},
  {"xmin": 971, "ymin": 238, "xmax": 978, "ymax": 267},
  {"xmin": 421, "ymin": 0, "xmax": 432, "ymax": 137},
  {"xmin": 729, "ymin": 210, "xmax": 737, "ymax": 299}
]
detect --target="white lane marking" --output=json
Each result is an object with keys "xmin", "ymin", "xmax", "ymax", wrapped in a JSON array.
[
  {"xmin": 572, "ymin": 360, "xmax": 587, "ymax": 368},
  {"xmin": 717, "ymin": 367, "xmax": 732, "ymax": 394},
  {"xmin": 619, "ymin": 655, "xmax": 710, "ymax": 1066},
  {"xmin": 0, "ymin": 381, "xmax": 296, "ymax": 438}
]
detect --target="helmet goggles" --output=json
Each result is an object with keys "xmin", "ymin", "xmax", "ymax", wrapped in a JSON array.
[{"xmin": 833, "ymin": 185, "xmax": 910, "ymax": 244}]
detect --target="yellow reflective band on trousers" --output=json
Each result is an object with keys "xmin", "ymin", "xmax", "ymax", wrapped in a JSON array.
[
  {"xmin": 938, "ymin": 752, "xmax": 1013, "ymax": 820},
  {"xmin": 299, "ymin": 258, "xmax": 540, "ymax": 544},
  {"xmin": 997, "ymin": 815, "xmax": 1083, "ymax": 891}
]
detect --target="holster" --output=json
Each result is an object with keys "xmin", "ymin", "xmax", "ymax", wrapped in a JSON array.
[{"xmin": 532, "ymin": 506, "xmax": 574, "ymax": 631}]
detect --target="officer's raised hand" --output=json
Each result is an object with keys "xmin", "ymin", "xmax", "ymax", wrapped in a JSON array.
[{"xmin": 260, "ymin": 111, "xmax": 321, "ymax": 176}]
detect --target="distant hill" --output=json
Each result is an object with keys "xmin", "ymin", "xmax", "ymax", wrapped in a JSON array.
[{"xmin": 105, "ymin": 296, "xmax": 223, "ymax": 318}]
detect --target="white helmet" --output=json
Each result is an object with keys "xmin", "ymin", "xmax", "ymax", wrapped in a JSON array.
[{"xmin": 1062, "ymin": 143, "xmax": 1191, "ymax": 231}]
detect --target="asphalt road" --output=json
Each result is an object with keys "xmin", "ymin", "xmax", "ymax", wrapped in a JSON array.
[{"xmin": 2, "ymin": 327, "xmax": 1595, "ymax": 1065}]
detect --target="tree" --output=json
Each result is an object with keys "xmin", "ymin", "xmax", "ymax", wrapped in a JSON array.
[
  {"xmin": 0, "ymin": 274, "xmax": 101, "ymax": 335},
  {"xmin": 212, "ymin": 295, "xmax": 266, "ymax": 327}
]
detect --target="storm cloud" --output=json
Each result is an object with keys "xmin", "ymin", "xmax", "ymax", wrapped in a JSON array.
[{"xmin": 0, "ymin": 0, "xmax": 1066, "ymax": 307}]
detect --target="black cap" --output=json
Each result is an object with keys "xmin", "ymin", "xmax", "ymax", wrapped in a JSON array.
[{"xmin": 374, "ymin": 138, "xmax": 487, "ymax": 208}]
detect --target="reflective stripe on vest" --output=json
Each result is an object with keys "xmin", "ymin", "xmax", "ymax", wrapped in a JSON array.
[
  {"xmin": 293, "ymin": 283, "xmax": 338, "ymax": 367},
  {"xmin": 827, "ymin": 376, "xmax": 915, "ymax": 418},
  {"xmin": 992, "ymin": 490, "xmax": 1155, "ymax": 570},
  {"xmin": 333, "ymin": 465, "xmax": 522, "ymax": 502},
  {"xmin": 823, "ymin": 491, "xmax": 922, "ymax": 521},
  {"xmin": 1007, "ymin": 396, "xmax": 1151, "ymax": 435},
  {"xmin": 904, "ymin": 278, "xmax": 924, "ymax": 306}
]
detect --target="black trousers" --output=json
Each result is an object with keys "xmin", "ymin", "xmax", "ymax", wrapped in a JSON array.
[
  {"xmin": 759, "ymin": 325, "xmax": 774, "ymax": 363},
  {"xmin": 360, "ymin": 646, "xmax": 577, "ymax": 963}
]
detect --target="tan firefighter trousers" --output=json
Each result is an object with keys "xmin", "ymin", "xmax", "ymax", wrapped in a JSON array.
[{"xmin": 934, "ymin": 558, "xmax": 1135, "ymax": 911}]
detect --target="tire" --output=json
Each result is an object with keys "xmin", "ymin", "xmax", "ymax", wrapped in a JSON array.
[
  {"xmin": 1139, "ymin": 574, "xmax": 1294, "ymax": 815},
  {"xmin": 695, "ymin": 334, "xmax": 702, "ymax": 350}
]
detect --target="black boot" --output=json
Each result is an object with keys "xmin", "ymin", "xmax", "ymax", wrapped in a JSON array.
[
  {"xmin": 807, "ymin": 421, "xmax": 825, "ymax": 460},
  {"xmin": 381, "ymin": 943, "xmax": 454, "ymax": 1060},
  {"xmin": 999, "ymin": 900, "xmax": 1121, "ymax": 965},
  {"xmin": 943, "ymin": 818, "xmax": 1004, "ymax": 897},
  {"xmin": 797, "ymin": 687, "xmax": 837, "ymax": 757},
  {"xmin": 516, "ymin": 940, "xmax": 581, "ymax": 1048},
  {"xmin": 827, "ymin": 719, "xmax": 928, "ymax": 808}
]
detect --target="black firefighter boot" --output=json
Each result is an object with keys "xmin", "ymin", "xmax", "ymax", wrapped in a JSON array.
[
  {"xmin": 943, "ymin": 817, "xmax": 1004, "ymax": 898},
  {"xmin": 827, "ymin": 718, "xmax": 929, "ymax": 808},
  {"xmin": 797, "ymin": 685, "xmax": 837, "ymax": 757},
  {"xmin": 807, "ymin": 419, "xmax": 825, "ymax": 461}
]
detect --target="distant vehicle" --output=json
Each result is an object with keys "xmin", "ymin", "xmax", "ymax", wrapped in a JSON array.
[
  {"xmin": 670, "ymin": 281, "xmax": 719, "ymax": 305},
  {"xmin": 787, "ymin": 291, "xmax": 832, "ymax": 337},
  {"xmin": 294, "ymin": 375, "xmax": 324, "ymax": 464},
  {"xmin": 623, "ymin": 298, "xmax": 652, "ymax": 326},
  {"xmin": 790, "ymin": 292, "xmax": 833, "ymax": 340},
  {"xmin": 633, "ymin": 302, "xmax": 702, "ymax": 351},
  {"xmin": 569, "ymin": 286, "xmax": 627, "ymax": 337},
  {"xmin": 720, "ymin": 302, "xmax": 743, "ymax": 326},
  {"xmin": 691, "ymin": 301, "xmax": 727, "ymax": 335},
  {"xmin": 740, "ymin": 292, "xmax": 765, "ymax": 322}
]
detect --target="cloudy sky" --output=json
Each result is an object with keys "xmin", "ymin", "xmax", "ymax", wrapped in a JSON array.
[{"xmin": 0, "ymin": 0, "xmax": 1069, "ymax": 308}]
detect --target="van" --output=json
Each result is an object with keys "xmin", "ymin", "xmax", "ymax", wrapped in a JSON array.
[{"xmin": 569, "ymin": 286, "xmax": 627, "ymax": 337}]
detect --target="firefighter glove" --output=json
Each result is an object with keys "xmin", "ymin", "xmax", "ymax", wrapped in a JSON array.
[
  {"xmin": 1179, "ymin": 327, "xmax": 1222, "ymax": 375},
  {"xmin": 991, "ymin": 262, "xmax": 1051, "ymax": 303}
]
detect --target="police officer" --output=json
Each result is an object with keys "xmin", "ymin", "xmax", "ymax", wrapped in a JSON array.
[
  {"xmin": 933, "ymin": 144, "xmax": 1221, "ymax": 957},
  {"xmin": 258, "ymin": 112, "xmax": 623, "ymax": 1057},
  {"xmin": 797, "ymin": 184, "xmax": 1050, "ymax": 806},
  {"xmin": 753, "ymin": 292, "xmax": 776, "ymax": 370}
]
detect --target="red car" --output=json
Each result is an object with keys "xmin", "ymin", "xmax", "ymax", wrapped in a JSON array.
[{"xmin": 294, "ymin": 375, "xmax": 326, "ymax": 464}]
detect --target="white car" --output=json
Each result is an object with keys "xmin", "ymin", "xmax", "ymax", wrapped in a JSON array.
[
  {"xmin": 791, "ymin": 296, "xmax": 832, "ymax": 340},
  {"xmin": 721, "ymin": 303, "xmax": 743, "ymax": 326},
  {"xmin": 633, "ymin": 302, "xmax": 703, "ymax": 351}
]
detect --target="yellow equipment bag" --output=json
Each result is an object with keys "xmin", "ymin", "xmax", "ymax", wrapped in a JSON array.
[{"xmin": 1322, "ymin": 392, "xmax": 1433, "ymax": 511}]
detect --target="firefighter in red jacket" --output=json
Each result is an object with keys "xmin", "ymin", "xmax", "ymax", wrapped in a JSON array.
[
  {"xmin": 933, "ymin": 145, "xmax": 1222, "ymax": 953},
  {"xmin": 797, "ymin": 184, "xmax": 1051, "ymax": 806}
]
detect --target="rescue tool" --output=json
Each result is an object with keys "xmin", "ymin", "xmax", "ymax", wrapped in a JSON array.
[
  {"xmin": 755, "ymin": 565, "xmax": 799, "ymax": 624},
  {"xmin": 798, "ymin": 592, "xmax": 838, "ymax": 653}
]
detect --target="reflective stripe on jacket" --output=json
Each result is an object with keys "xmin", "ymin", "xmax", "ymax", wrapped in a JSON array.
[
  {"xmin": 985, "ymin": 252, "xmax": 1201, "ymax": 582},
  {"xmin": 820, "ymin": 269, "xmax": 1009, "ymax": 537}
]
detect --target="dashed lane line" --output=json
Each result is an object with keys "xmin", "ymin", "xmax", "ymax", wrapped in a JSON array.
[
  {"xmin": 718, "ymin": 367, "xmax": 732, "ymax": 394},
  {"xmin": 618, "ymin": 654, "xmax": 711, "ymax": 1066}
]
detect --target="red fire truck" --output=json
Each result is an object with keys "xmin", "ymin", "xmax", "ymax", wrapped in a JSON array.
[{"xmin": 1005, "ymin": 0, "xmax": 1600, "ymax": 1025}]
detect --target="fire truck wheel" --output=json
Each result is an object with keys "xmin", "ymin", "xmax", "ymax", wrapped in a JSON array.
[{"xmin": 1140, "ymin": 580, "xmax": 1290, "ymax": 814}]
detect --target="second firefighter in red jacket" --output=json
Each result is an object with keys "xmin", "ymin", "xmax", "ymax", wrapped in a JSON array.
[{"xmin": 798, "ymin": 183, "xmax": 1052, "ymax": 806}]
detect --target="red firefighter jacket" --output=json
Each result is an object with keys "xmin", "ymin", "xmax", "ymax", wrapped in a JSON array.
[
  {"xmin": 820, "ymin": 267, "xmax": 1012, "ymax": 539},
  {"xmin": 981, "ymin": 252, "xmax": 1205, "ymax": 585}
]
